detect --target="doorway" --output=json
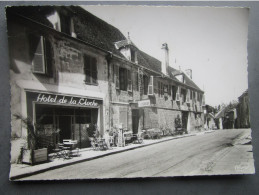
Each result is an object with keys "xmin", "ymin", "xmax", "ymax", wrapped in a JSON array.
[
  {"xmin": 132, "ymin": 109, "xmax": 139, "ymax": 135},
  {"xmin": 59, "ymin": 116, "xmax": 72, "ymax": 141},
  {"xmin": 182, "ymin": 111, "xmax": 189, "ymax": 130}
]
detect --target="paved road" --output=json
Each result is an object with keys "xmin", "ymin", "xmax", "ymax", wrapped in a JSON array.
[{"xmin": 22, "ymin": 129, "xmax": 254, "ymax": 180}]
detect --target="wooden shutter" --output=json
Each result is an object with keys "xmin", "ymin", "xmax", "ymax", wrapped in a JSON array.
[
  {"xmin": 168, "ymin": 84, "xmax": 171, "ymax": 96},
  {"xmin": 32, "ymin": 36, "xmax": 46, "ymax": 74},
  {"xmin": 148, "ymin": 76, "xmax": 154, "ymax": 95},
  {"xmin": 119, "ymin": 68, "xmax": 127, "ymax": 90},
  {"xmin": 127, "ymin": 69, "xmax": 132, "ymax": 92},
  {"xmin": 186, "ymin": 89, "xmax": 190, "ymax": 103},
  {"xmin": 91, "ymin": 58, "xmax": 97, "ymax": 84},
  {"xmin": 133, "ymin": 70, "xmax": 139, "ymax": 91},
  {"xmin": 176, "ymin": 86, "xmax": 180, "ymax": 101},
  {"xmin": 84, "ymin": 55, "xmax": 91, "ymax": 83},
  {"xmin": 114, "ymin": 65, "xmax": 120, "ymax": 89}
]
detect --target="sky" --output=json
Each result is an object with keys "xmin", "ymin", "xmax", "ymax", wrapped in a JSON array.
[{"xmin": 82, "ymin": 6, "xmax": 249, "ymax": 107}]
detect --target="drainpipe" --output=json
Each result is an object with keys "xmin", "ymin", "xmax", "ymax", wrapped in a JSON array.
[{"xmin": 106, "ymin": 52, "xmax": 113, "ymax": 132}]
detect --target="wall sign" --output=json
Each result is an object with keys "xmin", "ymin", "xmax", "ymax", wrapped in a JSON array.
[
  {"xmin": 138, "ymin": 99, "xmax": 151, "ymax": 107},
  {"xmin": 31, "ymin": 92, "xmax": 101, "ymax": 107}
]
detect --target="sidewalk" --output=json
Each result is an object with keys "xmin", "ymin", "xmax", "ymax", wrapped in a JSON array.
[{"xmin": 9, "ymin": 130, "xmax": 215, "ymax": 180}]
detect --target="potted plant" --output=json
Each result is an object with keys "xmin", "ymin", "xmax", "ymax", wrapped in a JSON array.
[{"xmin": 14, "ymin": 114, "xmax": 48, "ymax": 165}]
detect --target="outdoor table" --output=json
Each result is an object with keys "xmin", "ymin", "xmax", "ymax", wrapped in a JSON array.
[
  {"xmin": 63, "ymin": 140, "xmax": 79, "ymax": 157},
  {"xmin": 97, "ymin": 138, "xmax": 108, "ymax": 150}
]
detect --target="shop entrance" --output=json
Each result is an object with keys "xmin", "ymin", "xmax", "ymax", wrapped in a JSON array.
[
  {"xmin": 59, "ymin": 116, "xmax": 71, "ymax": 141},
  {"xmin": 34, "ymin": 104, "xmax": 99, "ymax": 149},
  {"xmin": 132, "ymin": 109, "xmax": 139, "ymax": 134}
]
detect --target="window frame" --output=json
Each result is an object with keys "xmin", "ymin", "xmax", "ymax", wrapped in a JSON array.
[{"xmin": 84, "ymin": 55, "xmax": 98, "ymax": 85}]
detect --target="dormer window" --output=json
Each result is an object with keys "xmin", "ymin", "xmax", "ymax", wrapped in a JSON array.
[
  {"xmin": 59, "ymin": 12, "xmax": 76, "ymax": 38},
  {"xmin": 130, "ymin": 49, "xmax": 138, "ymax": 63}
]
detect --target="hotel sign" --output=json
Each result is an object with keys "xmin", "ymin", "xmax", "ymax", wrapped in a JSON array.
[
  {"xmin": 138, "ymin": 99, "xmax": 151, "ymax": 107},
  {"xmin": 32, "ymin": 93, "xmax": 101, "ymax": 107}
]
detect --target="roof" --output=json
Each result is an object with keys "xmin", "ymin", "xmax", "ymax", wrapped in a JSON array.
[
  {"xmin": 8, "ymin": 6, "xmax": 201, "ymax": 91},
  {"xmin": 215, "ymin": 102, "xmax": 238, "ymax": 119},
  {"xmin": 215, "ymin": 107, "xmax": 227, "ymax": 119},
  {"xmin": 168, "ymin": 66, "xmax": 202, "ymax": 91}
]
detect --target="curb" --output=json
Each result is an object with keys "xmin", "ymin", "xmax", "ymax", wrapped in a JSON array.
[{"xmin": 10, "ymin": 132, "xmax": 212, "ymax": 180}]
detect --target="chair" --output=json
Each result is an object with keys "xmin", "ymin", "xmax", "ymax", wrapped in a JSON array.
[{"xmin": 90, "ymin": 138, "xmax": 99, "ymax": 150}]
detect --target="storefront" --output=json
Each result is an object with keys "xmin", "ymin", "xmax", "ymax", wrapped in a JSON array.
[{"xmin": 25, "ymin": 91, "xmax": 103, "ymax": 149}]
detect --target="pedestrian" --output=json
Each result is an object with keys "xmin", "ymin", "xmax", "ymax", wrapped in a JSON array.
[{"xmin": 104, "ymin": 129, "xmax": 111, "ymax": 149}]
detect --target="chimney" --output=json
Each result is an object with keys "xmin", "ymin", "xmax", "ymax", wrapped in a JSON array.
[
  {"xmin": 185, "ymin": 69, "xmax": 192, "ymax": 79},
  {"xmin": 161, "ymin": 43, "xmax": 169, "ymax": 75}
]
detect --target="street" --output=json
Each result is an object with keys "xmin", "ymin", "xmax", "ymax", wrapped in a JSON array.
[{"xmin": 22, "ymin": 129, "xmax": 254, "ymax": 180}]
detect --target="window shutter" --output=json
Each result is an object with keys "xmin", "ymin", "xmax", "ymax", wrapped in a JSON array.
[
  {"xmin": 202, "ymin": 94, "xmax": 205, "ymax": 106},
  {"xmin": 176, "ymin": 86, "xmax": 180, "ymax": 101},
  {"xmin": 44, "ymin": 39, "xmax": 53, "ymax": 77},
  {"xmin": 186, "ymin": 89, "xmax": 190, "ymax": 103},
  {"xmin": 84, "ymin": 55, "xmax": 91, "ymax": 83},
  {"xmin": 114, "ymin": 65, "xmax": 119, "ymax": 89},
  {"xmin": 32, "ymin": 36, "xmax": 46, "ymax": 74},
  {"xmin": 143, "ymin": 75, "xmax": 148, "ymax": 95},
  {"xmin": 153, "ymin": 77, "xmax": 158, "ymax": 94},
  {"xmin": 127, "ymin": 69, "xmax": 132, "ymax": 92},
  {"xmin": 168, "ymin": 84, "xmax": 171, "ymax": 96},
  {"xmin": 148, "ymin": 76, "xmax": 154, "ymax": 95},
  {"xmin": 91, "ymin": 58, "xmax": 97, "ymax": 84}
]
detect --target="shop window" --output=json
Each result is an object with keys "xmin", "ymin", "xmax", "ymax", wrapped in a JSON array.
[
  {"xmin": 30, "ymin": 35, "xmax": 52, "ymax": 76},
  {"xmin": 84, "ymin": 55, "xmax": 98, "ymax": 85}
]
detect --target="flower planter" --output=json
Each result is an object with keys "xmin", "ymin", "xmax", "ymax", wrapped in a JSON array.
[{"xmin": 22, "ymin": 148, "xmax": 48, "ymax": 165}]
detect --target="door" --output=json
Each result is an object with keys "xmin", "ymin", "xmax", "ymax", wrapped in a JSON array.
[
  {"xmin": 59, "ymin": 116, "xmax": 71, "ymax": 141},
  {"xmin": 132, "ymin": 109, "xmax": 139, "ymax": 135},
  {"xmin": 182, "ymin": 111, "xmax": 189, "ymax": 130}
]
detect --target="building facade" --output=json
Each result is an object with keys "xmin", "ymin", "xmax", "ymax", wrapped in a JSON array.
[
  {"xmin": 7, "ymin": 6, "xmax": 205, "ymax": 162},
  {"xmin": 237, "ymin": 90, "xmax": 250, "ymax": 128}
]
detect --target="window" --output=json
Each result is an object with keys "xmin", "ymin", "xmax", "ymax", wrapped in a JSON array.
[
  {"xmin": 127, "ymin": 69, "xmax": 132, "ymax": 92},
  {"xmin": 186, "ymin": 89, "xmax": 191, "ymax": 103},
  {"xmin": 171, "ymin": 85, "xmax": 177, "ymax": 100},
  {"xmin": 119, "ymin": 68, "xmax": 127, "ymax": 91},
  {"xmin": 131, "ymin": 50, "xmax": 137, "ymax": 63},
  {"xmin": 84, "ymin": 55, "xmax": 98, "ymax": 85},
  {"xmin": 60, "ymin": 14, "xmax": 71, "ymax": 35},
  {"xmin": 31, "ymin": 35, "xmax": 46, "ymax": 74},
  {"xmin": 114, "ymin": 65, "xmax": 120, "ymax": 89},
  {"xmin": 181, "ymin": 88, "xmax": 187, "ymax": 103},
  {"xmin": 158, "ymin": 81, "xmax": 164, "ymax": 97},
  {"xmin": 143, "ymin": 75, "xmax": 149, "ymax": 95},
  {"xmin": 30, "ymin": 34, "xmax": 52, "ymax": 76},
  {"xmin": 114, "ymin": 66, "xmax": 133, "ymax": 91},
  {"xmin": 190, "ymin": 90, "xmax": 193, "ymax": 100},
  {"xmin": 148, "ymin": 76, "xmax": 154, "ymax": 95}
]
